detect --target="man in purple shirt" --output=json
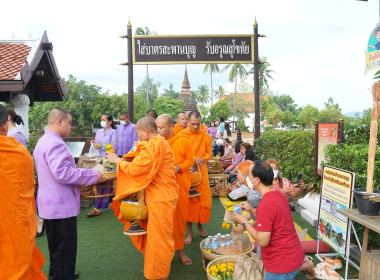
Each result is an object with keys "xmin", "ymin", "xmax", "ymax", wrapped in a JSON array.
[
  {"xmin": 116, "ymin": 112, "xmax": 138, "ymax": 156},
  {"xmin": 34, "ymin": 107, "xmax": 104, "ymax": 280}
]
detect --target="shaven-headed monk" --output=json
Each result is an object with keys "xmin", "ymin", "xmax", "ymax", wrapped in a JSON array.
[
  {"xmin": 107, "ymin": 117, "xmax": 179, "ymax": 280},
  {"xmin": 178, "ymin": 111, "xmax": 212, "ymax": 244},
  {"xmin": 0, "ymin": 104, "xmax": 46, "ymax": 279},
  {"xmin": 156, "ymin": 114, "xmax": 195, "ymax": 265},
  {"xmin": 173, "ymin": 112, "xmax": 188, "ymax": 135}
]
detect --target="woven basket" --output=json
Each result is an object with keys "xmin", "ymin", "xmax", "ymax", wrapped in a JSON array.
[
  {"xmin": 200, "ymin": 239, "xmax": 253, "ymax": 271},
  {"xmin": 102, "ymin": 171, "xmax": 117, "ymax": 180},
  {"xmin": 206, "ymin": 255, "xmax": 240, "ymax": 280},
  {"xmin": 80, "ymin": 171, "xmax": 116, "ymax": 198}
]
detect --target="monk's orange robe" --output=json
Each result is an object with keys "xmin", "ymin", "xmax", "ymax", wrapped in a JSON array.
[
  {"xmin": 111, "ymin": 135, "xmax": 179, "ymax": 279},
  {"xmin": 178, "ymin": 128, "xmax": 212, "ymax": 224},
  {"xmin": 173, "ymin": 123, "xmax": 186, "ymax": 135},
  {"xmin": 0, "ymin": 136, "xmax": 46, "ymax": 280},
  {"xmin": 166, "ymin": 134, "xmax": 195, "ymax": 250}
]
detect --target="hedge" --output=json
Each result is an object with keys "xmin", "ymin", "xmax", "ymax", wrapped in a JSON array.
[{"xmin": 255, "ymin": 130, "xmax": 315, "ymax": 184}]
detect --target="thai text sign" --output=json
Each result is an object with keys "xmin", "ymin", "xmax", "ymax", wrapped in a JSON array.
[
  {"xmin": 317, "ymin": 122, "xmax": 339, "ymax": 170},
  {"xmin": 318, "ymin": 165, "xmax": 354, "ymax": 256},
  {"xmin": 365, "ymin": 21, "xmax": 380, "ymax": 73},
  {"xmin": 132, "ymin": 35, "xmax": 254, "ymax": 64}
]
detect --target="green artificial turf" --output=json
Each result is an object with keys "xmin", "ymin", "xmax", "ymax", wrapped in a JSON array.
[{"xmin": 35, "ymin": 197, "xmax": 359, "ymax": 279}]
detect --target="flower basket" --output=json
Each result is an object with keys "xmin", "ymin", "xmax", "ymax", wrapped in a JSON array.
[{"xmin": 206, "ymin": 255, "xmax": 240, "ymax": 280}]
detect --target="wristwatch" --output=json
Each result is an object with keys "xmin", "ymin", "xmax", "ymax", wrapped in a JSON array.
[{"xmin": 242, "ymin": 221, "xmax": 249, "ymax": 230}]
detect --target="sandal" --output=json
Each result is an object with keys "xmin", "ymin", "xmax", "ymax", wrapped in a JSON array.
[
  {"xmin": 317, "ymin": 258, "xmax": 342, "ymax": 270},
  {"xmin": 315, "ymin": 265, "xmax": 340, "ymax": 280},
  {"xmin": 86, "ymin": 209, "xmax": 101, "ymax": 217}
]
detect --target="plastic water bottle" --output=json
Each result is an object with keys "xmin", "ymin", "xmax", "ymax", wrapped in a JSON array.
[
  {"xmin": 216, "ymin": 233, "xmax": 222, "ymax": 247},
  {"xmin": 226, "ymin": 234, "xmax": 233, "ymax": 245},
  {"xmin": 205, "ymin": 237, "xmax": 212, "ymax": 249},
  {"xmin": 220, "ymin": 235, "xmax": 226, "ymax": 247},
  {"xmin": 232, "ymin": 206, "xmax": 242, "ymax": 213},
  {"xmin": 211, "ymin": 237, "xmax": 219, "ymax": 249}
]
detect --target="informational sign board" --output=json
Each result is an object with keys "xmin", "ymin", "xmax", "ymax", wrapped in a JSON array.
[
  {"xmin": 317, "ymin": 122, "xmax": 339, "ymax": 170},
  {"xmin": 365, "ymin": 21, "xmax": 380, "ymax": 73},
  {"xmin": 317, "ymin": 165, "xmax": 355, "ymax": 256},
  {"xmin": 133, "ymin": 35, "xmax": 254, "ymax": 64}
]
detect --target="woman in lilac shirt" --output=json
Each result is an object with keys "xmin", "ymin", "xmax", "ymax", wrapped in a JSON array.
[
  {"xmin": 88, "ymin": 114, "xmax": 118, "ymax": 217},
  {"xmin": 7, "ymin": 108, "xmax": 27, "ymax": 147},
  {"xmin": 207, "ymin": 121, "xmax": 218, "ymax": 145}
]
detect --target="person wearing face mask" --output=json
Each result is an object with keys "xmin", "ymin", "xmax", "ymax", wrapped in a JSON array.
[
  {"xmin": 177, "ymin": 111, "xmax": 212, "ymax": 245},
  {"xmin": 231, "ymin": 160, "xmax": 315, "ymax": 280},
  {"xmin": 228, "ymin": 160, "xmax": 254, "ymax": 201},
  {"xmin": 266, "ymin": 159, "xmax": 304, "ymax": 199},
  {"xmin": 116, "ymin": 112, "xmax": 138, "ymax": 157},
  {"xmin": 88, "ymin": 114, "xmax": 118, "ymax": 217}
]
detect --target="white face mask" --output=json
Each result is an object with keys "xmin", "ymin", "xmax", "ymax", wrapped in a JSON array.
[
  {"xmin": 273, "ymin": 170, "xmax": 278, "ymax": 178},
  {"xmin": 100, "ymin": 121, "xmax": 107, "ymax": 128},
  {"xmin": 246, "ymin": 178, "xmax": 254, "ymax": 189},
  {"xmin": 120, "ymin": 120, "xmax": 127, "ymax": 126}
]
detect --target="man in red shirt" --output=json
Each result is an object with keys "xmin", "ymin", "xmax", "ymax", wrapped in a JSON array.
[{"xmin": 232, "ymin": 160, "xmax": 315, "ymax": 279}]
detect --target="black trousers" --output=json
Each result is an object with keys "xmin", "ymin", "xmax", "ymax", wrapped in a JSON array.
[{"xmin": 45, "ymin": 217, "xmax": 77, "ymax": 280}]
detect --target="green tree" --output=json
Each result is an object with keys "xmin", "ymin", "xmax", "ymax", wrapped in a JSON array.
[
  {"xmin": 271, "ymin": 94, "xmax": 298, "ymax": 114},
  {"xmin": 214, "ymin": 85, "xmax": 226, "ymax": 101},
  {"xmin": 209, "ymin": 100, "xmax": 231, "ymax": 121},
  {"xmin": 196, "ymin": 84, "xmax": 210, "ymax": 105},
  {"xmin": 250, "ymin": 56, "xmax": 275, "ymax": 94},
  {"xmin": 266, "ymin": 104, "xmax": 285, "ymax": 127},
  {"xmin": 91, "ymin": 94, "xmax": 112, "ymax": 124},
  {"xmin": 282, "ymin": 110, "xmax": 297, "ymax": 126},
  {"xmin": 135, "ymin": 77, "xmax": 160, "ymax": 108},
  {"xmin": 203, "ymin": 64, "xmax": 220, "ymax": 106},
  {"xmin": 152, "ymin": 97, "xmax": 184, "ymax": 118},
  {"xmin": 29, "ymin": 101, "xmax": 61, "ymax": 130},
  {"xmin": 237, "ymin": 80, "xmax": 253, "ymax": 93},
  {"xmin": 319, "ymin": 97, "xmax": 344, "ymax": 122},
  {"xmin": 134, "ymin": 94, "xmax": 149, "ymax": 121},
  {"xmin": 222, "ymin": 64, "xmax": 249, "ymax": 130},
  {"xmin": 162, "ymin": 83, "xmax": 179, "ymax": 99},
  {"xmin": 297, "ymin": 105, "xmax": 319, "ymax": 128},
  {"xmin": 198, "ymin": 105, "xmax": 209, "ymax": 119},
  {"xmin": 135, "ymin": 26, "xmax": 157, "ymax": 106}
]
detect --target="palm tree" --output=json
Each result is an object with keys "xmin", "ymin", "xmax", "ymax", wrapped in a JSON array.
[
  {"xmin": 196, "ymin": 84, "xmax": 210, "ymax": 105},
  {"xmin": 203, "ymin": 64, "xmax": 220, "ymax": 106},
  {"xmin": 222, "ymin": 64, "xmax": 249, "ymax": 130},
  {"xmin": 135, "ymin": 26, "xmax": 157, "ymax": 106},
  {"xmin": 249, "ymin": 56, "xmax": 274, "ymax": 94},
  {"xmin": 214, "ymin": 85, "xmax": 225, "ymax": 101}
]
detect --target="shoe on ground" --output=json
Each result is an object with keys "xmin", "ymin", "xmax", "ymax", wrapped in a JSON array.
[{"xmin": 315, "ymin": 264, "xmax": 340, "ymax": 280}]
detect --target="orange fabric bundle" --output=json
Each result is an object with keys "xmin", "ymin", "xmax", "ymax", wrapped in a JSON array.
[
  {"xmin": 111, "ymin": 135, "xmax": 179, "ymax": 279},
  {"xmin": 0, "ymin": 136, "xmax": 46, "ymax": 280},
  {"xmin": 178, "ymin": 128, "xmax": 212, "ymax": 224},
  {"xmin": 166, "ymin": 133, "xmax": 195, "ymax": 250}
]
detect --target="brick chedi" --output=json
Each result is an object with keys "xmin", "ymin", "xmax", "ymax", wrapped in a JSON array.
[{"xmin": 178, "ymin": 65, "xmax": 198, "ymax": 112}]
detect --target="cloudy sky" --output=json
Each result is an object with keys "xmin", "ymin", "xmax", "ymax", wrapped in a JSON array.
[{"xmin": 1, "ymin": 0, "xmax": 379, "ymax": 114}]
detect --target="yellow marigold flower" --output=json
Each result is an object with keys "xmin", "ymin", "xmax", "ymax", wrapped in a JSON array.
[
  {"xmin": 106, "ymin": 144, "xmax": 113, "ymax": 150},
  {"xmin": 222, "ymin": 222, "xmax": 227, "ymax": 227},
  {"xmin": 108, "ymin": 149, "xmax": 115, "ymax": 153},
  {"xmin": 227, "ymin": 206, "xmax": 233, "ymax": 212},
  {"xmin": 226, "ymin": 271, "xmax": 229, "ymax": 276},
  {"xmin": 226, "ymin": 201, "xmax": 233, "ymax": 207},
  {"xmin": 207, "ymin": 249, "xmax": 211, "ymax": 253},
  {"xmin": 226, "ymin": 223, "xmax": 231, "ymax": 229}
]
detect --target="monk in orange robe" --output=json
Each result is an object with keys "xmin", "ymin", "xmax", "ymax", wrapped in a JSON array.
[
  {"xmin": 107, "ymin": 117, "xmax": 179, "ymax": 280},
  {"xmin": 156, "ymin": 114, "xmax": 195, "ymax": 265},
  {"xmin": 173, "ymin": 112, "xmax": 188, "ymax": 135},
  {"xmin": 178, "ymin": 111, "xmax": 212, "ymax": 244},
  {"xmin": 0, "ymin": 104, "xmax": 46, "ymax": 280}
]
